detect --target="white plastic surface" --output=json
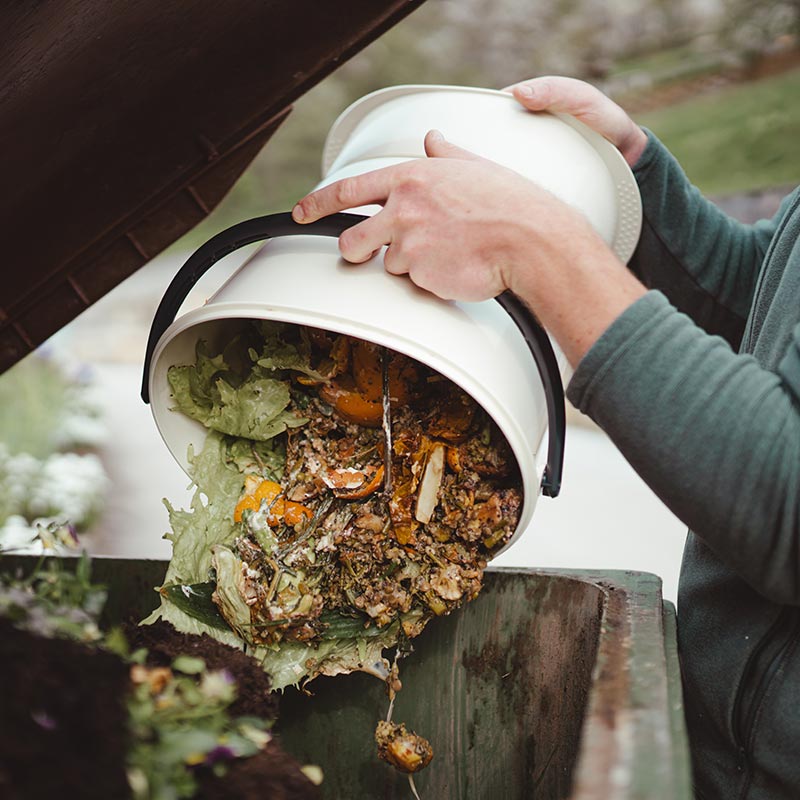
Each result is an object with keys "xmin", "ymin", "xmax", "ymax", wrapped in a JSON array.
[
  {"xmin": 323, "ymin": 85, "xmax": 642, "ymax": 262},
  {"xmin": 149, "ymin": 235, "xmax": 562, "ymax": 554}
]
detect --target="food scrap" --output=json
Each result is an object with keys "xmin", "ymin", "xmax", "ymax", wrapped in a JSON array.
[
  {"xmin": 146, "ymin": 321, "xmax": 523, "ymax": 693},
  {"xmin": 375, "ymin": 720, "xmax": 434, "ymax": 774}
]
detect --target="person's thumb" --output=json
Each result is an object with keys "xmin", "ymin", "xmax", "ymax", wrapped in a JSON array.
[{"xmin": 424, "ymin": 130, "xmax": 483, "ymax": 161}]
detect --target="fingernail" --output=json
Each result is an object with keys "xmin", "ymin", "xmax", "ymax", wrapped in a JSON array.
[
  {"xmin": 517, "ymin": 85, "xmax": 534, "ymax": 98},
  {"xmin": 428, "ymin": 129, "xmax": 444, "ymax": 143},
  {"xmin": 292, "ymin": 203, "xmax": 306, "ymax": 222}
]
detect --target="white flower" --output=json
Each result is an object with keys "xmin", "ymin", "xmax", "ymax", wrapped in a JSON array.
[
  {"xmin": 0, "ymin": 447, "xmax": 40, "ymax": 519},
  {"xmin": 238, "ymin": 722, "xmax": 271, "ymax": 749},
  {"xmin": 199, "ymin": 669, "xmax": 236, "ymax": 703},
  {"xmin": 0, "ymin": 515, "xmax": 39, "ymax": 552},
  {"xmin": 28, "ymin": 452, "xmax": 109, "ymax": 528}
]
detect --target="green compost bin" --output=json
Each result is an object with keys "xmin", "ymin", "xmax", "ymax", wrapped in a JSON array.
[{"xmin": 5, "ymin": 558, "xmax": 691, "ymax": 799}]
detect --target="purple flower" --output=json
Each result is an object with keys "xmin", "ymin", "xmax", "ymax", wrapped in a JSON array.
[
  {"xmin": 65, "ymin": 524, "xmax": 79, "ymax": 545},
  {"xmin": 31, "ymin": 710, "xmax": 57, "ymax": 731}
]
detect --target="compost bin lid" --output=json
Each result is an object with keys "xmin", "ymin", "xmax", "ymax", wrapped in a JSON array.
[{"xmin": 0, "ymin": 0, "xmax": 425, "ymax": 374}]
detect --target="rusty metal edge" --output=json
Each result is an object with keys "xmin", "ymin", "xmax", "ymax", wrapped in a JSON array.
[
  {"xmin": 662, "ymin": 600, "xmax": 693, "ymax": 798},
  {"xmin": 555, "ymin": 569, "xmax": 690, "ymax": 800}
]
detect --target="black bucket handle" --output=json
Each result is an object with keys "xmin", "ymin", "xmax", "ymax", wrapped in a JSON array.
[{"xmin": 140, "ymin": 212, "xmax": 565, "ymax": 497}]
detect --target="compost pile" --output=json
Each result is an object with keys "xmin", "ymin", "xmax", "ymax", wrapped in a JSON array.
[
  {"xmin": 148, "ymin": 321, "xmax": 523, "ymax": 690},
  {"xmin": 0, "ymin": 552, "xmax": 321, "ymax": 800}
]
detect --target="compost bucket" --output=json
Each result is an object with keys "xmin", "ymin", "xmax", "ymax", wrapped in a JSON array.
[
  {"xmin": 141, "ymin": 84, "xmax": 643, "ymax": 547},
  {"xmin": 124, "ymin": 86, "xmax": 688, "ymax": 799}
]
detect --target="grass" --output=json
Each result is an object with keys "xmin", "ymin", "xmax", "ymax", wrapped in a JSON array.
[{"xmin": 635, "ymin": 66, "xmax": 800, "ymax": 195}]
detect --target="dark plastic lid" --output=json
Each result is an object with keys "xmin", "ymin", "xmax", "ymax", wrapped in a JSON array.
[{"xmin": 0, "ymin": 0, "xmax": 425, "ymax": 374}]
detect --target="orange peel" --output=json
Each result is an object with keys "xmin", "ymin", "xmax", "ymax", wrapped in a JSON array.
[
  {"xmin": 319, "ymin": 381, "xmax": 383, "ymax": 427},
  {"xmin": 333, "ymin": 464, "xmax": 385, "ymax": 500},
  {"xmin": 234, "ymin": 479, "xmax": 311, "ymax": 526}
]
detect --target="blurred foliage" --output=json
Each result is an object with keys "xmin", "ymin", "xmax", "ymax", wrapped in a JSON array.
[
  {"xmin": 0, "ymin": 356, "xmax": 73, "ymax": 459},
  {"xmin": 609, "ymin": 42, "xmax": 734, "ymax": 86},
  {"xmin": 170, "ymin": 0, "xmax": 800, "ymax": 250},
  {"xmin": 0, "ymin": 354, "xmax": 105, "ymax": 459},
  {"xmin": 637, "ymin": 66, "xmax": 800, "ymax": 195},
  {"xmin": 0, "ymin": 355, "xmax": 108, "ymax": 535},
  {"xmin": 719, "ymin": 0, "xmax": 800, "ymax": 56}
]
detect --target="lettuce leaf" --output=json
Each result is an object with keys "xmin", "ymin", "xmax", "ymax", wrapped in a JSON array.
[
  {"xmin": 186, "ymin": 431, "xmax": 247, "ymax": 512},
  {"xmin": 201, "ymin": 376, "xmax": 301, "ymax": 441},
  {"xmin": 167, "ymin": 340, "xmax": 228, "ymax": 418},
  {"xmin": 142, "ymin": 432, "xmax": 243, "ymax": 633},
  {"xmin": 254, "ymin": 610, "xmax": 424, "ymax": 690},
  {"xmin": 251, "ymin": 321, "xmax": 326, "ymax": 382},
  {"xmin": 168, "ymin": 338, "xmax": 309, "ymax": 441},
  {"xmin": 258, "ymin": 635, "xmax": 389, "ymax": 690},
  {"xmin": 225, "ymin": 437, "xmax": 285, "ymax": 479}
]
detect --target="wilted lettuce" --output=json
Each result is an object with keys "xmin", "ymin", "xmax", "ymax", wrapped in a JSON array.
[
  {"xmin": 145, "ymin": 428, "xmax": 413, "ymax": 689},
  {"xmin": 250, "ymin": 321, "xmax": 327, "ymax": 382},
  {"xmin": 143, "ymin": 433, "xmax": 243, "ymax": 637},
  {"xmin": 167, "ymin": 343, "xmax": 306, "ymax": 442}
]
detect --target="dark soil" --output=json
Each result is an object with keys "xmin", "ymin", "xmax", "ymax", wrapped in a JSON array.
[
  {"xmin": 1, "ymin": 618, "xmax": 320, "ymax": 799},
  {"xmin": 195, "ymin": 744, "xmax": 321, "ymax": 800},
  {"xmin": 127, "ymin": 621, "xmax": 321, "ymax": 799},
  {"xmin": 0, "ymin": 617, "xmax": 131, "ymax": 800},
  {"xmin": 126, "ymin": 620, "xmax": 280, "ymax": 720}
]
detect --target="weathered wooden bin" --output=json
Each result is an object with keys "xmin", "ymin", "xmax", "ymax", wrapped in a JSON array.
[{"xmin": 47, "ymin": 557, "xmax": 692, "ymax": 799}]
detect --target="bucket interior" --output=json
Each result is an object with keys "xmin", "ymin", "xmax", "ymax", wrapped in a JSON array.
[{"xmin": 150, "ymin": 313, "xmax": 547, "ymax": 551}]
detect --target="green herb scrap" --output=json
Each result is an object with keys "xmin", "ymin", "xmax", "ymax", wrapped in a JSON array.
[{"xmin": 159, "ymin": 581, "xmax": 230, "ymax": 632}]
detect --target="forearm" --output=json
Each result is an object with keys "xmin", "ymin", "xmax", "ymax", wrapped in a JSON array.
[
  {"xmin": 506, "ymin": 82, "xmax": 771, "ymax": 338},
  {"xmin": 568, "ymin": 291, "xmax": 800, "ymax": 604},
  {"xmin": 506, "ymin": 212, "xmax": 646, "ymax": 367}
]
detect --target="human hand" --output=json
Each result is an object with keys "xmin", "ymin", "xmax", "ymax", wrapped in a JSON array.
[
  {"xmin": 292, "ymin": 130, "xmax": 596, "ymax": 304},
  {"xmin": 504, "ymin": 76, "xmax": 647, "ymax": 167},
  {"xmin": 293, "ymin": 130, "xmax": 645, "ymax": 366}
]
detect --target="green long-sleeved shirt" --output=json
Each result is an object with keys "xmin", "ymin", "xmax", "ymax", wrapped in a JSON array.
[{"xmin": 567, "ymin": 132, "xmax": 800, "ymax": 800}]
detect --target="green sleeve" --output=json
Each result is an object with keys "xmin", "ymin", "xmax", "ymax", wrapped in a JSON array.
[
  {"xmin": 628, "ymin": 131, "xmax": 785, "ymax": 346},
  {"xmin": 567, "ymin": 291, "xmax": 800, "ymax": 605}
]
